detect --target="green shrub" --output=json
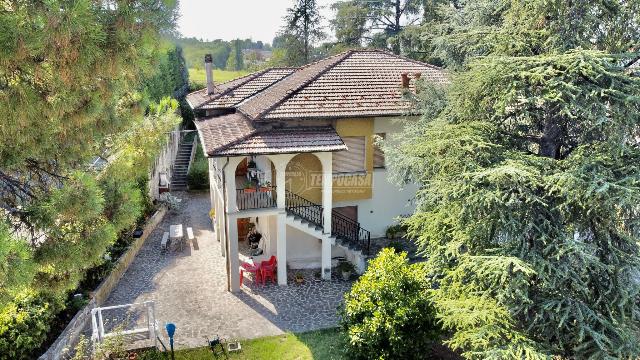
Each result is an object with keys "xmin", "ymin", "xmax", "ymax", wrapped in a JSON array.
[
  {"xmin": 0, "ymin": 291, "xmax": 63, "ymax": 360},
  {"xmin": 341, "ymin": 248, "xmax": 440, "ymax": 360},
  {"xmin": 187, "ymin": 144, "xmax": 209, "ymax": 190}
]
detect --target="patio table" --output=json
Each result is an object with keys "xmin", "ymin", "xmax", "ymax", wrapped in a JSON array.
[{"xmin": 169, "ymin": 224, "xmax": 184, "ymax": 251}]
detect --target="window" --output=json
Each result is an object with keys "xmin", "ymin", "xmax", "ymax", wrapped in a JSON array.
[
  {"xmin": 333, "ymin": 136, "xmax": 366, "ymax": 173},
  {"xmin": 373, "ymin": 133, "xmax": 386, "ymax": 168}
]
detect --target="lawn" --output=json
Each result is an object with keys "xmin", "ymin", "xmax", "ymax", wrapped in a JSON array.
[
  {"xmin": 140, "ymin": 328, "xmax": 346, "ymax": 360},
  {"xmin": 188, "ymin": 68, "xmax": 250, "ymax": 89}
]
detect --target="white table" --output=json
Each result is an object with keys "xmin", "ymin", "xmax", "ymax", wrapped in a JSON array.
[{"xmin": 169, "ymin": 224, "xmax": 184, "ymax": 251}]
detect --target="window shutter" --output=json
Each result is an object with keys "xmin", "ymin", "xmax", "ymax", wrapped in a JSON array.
[
  {"xmin": 333, "ymin": 136, "xmax": 366, "ymax": 173},
  {"xmin": 373, "ymin": 133, "xmax": 386, "ymax": 168}
]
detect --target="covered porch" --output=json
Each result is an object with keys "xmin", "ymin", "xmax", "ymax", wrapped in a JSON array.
[{"xmin": 210, "ymin": 151, "xmax": 338, "ymax": 292}]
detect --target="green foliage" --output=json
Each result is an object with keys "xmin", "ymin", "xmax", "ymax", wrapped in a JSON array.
[
  {"xmin": 0, "ymin": 223, "xmax": 35, "ymax": 307},
  {"xmin": 281, "ymin": 0, "xmax": 325, "ymax": 65},
  {"xmin": 341, "ymin": 249, "xmax": 440, "ymax": 359},
  {"xmin": 386, "ymin": 52, "xmax": 640, "ymax": 360},
  {"xmin": 187, "ymin": 144, "xmax": 210, "ymax": 190},
  {"xmin": 226, "ymin": 39, "xmax": 245, "ymax": 71},
  {"xmin": 143, "ymin": 44, "xmax": 189, "ymax": 103},
  {"xmin": 0, "ymin": 290, "xmax": 63, "ymax": 360},
  {"xmin": 423, "ymin": 0, "xmax": 640, "ymax": 69},
  {"xmin": 176, "ymin": 37, "xmax": 269, "ymax": 69},
  {"xmin": 330, "ymin": 0, "xmax": 423, "ymax": 54}
]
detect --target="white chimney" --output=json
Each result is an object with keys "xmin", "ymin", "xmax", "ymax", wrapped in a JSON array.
[{"xmin": 205, "ymin": 54, "xmax": 214, "ymax": 95}]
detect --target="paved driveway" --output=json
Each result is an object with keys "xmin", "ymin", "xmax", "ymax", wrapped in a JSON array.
[{"xmin": 101, "ymin": 192, "xmax": 352, "ymax": 349}]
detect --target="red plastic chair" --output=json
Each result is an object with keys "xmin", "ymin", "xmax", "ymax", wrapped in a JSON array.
[
  {"xmin": 261, "ymin": 257, "xmax": 277, "ymax": 285},
  {"xmin": 240, "ymin": 261, "xmax": 261, "ymax": 287}
]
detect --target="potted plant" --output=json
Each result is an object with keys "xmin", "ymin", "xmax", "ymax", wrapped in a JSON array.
[
  {"xmin": 244, "ymin": 181, "xmax": 256, "ymax": 193},
  {"xmin": 294, "ymin": 272, "xmax": 305, "ymax": 285},
  {"xmin": 259, "ymin": 181, "xmax": 272, "ymax": 192},
  {"xmin": 338, "ymin": 261, "xmax": 355, "ymax": 281}
]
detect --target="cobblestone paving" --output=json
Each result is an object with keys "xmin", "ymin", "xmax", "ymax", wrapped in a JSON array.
[{"xmin": 99, "ymin": 192, "xmax": 353, "ymax": 349}]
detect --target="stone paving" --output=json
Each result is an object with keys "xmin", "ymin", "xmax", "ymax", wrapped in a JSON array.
[{"xmin": 97, "ymin": 192, "xmax": 353, "ymax": 349}]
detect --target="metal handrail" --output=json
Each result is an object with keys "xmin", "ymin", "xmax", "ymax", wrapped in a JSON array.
[
  {"xmin": 284, "ymin": 190, "xmax": 371, "ymax": 254},
  {"xmin": 285, "ymin": 190, "xmax": 323, "ymax": 228}
]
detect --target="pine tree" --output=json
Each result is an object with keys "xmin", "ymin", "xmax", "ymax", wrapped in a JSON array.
[
  {"xmin": 384, "ymin": 0, "xmax": 640, "ymax": 358},
  {"xmin": 283, "ymin": 0, "xmax": 325, "ymax": 64}
]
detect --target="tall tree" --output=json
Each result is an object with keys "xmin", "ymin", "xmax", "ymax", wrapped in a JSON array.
[
  {"xmin": 283, "ymin": 0, "xmax": 325, "ymax": 64},
  {"xmin": 225, "ymin": 39, "xmax": 245, "ymax": 70},
  {"xmin": 0, "ymin": 0, "xmax": 180, "ymax": 296},
  {"xmin": 332, "ymin": 0, "xmax": 423, "ymax": 54},
  {"xmin": 384, "ymin": 0, "xmax": 640, "ymax": 358}
]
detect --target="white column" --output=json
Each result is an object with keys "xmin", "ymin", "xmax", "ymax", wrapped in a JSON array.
[
  {"xmin": 267, "ymin": 154, "xmax": 295, "ymax": 209},
  {"xmin": 223, "ymin": 157, "xmax": 243, "ymax": 292},
  {"xmin": 317, "ymin": 152, "xmax": 333, "ymax": 234},
  {"xmin": 276, "ymin": 211, "xmax": 287, "ymax": 285},
  {"xmin": 316, "ymin": 152, "xmax": 333, "ymax": 280},
  {"xmin": 227, "ymin": 213, "xmax": 240, "ymax": 292}
]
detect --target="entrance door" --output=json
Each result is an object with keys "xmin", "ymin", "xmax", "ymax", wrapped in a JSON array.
[{"xmin": 333, "ymin": 206, "xmax": 358, "ymax": 222}]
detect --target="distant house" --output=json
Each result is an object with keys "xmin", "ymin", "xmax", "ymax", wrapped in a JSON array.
[{"xmin": 186, "ymin": 50, "xmax": 447, "ymax": 291}]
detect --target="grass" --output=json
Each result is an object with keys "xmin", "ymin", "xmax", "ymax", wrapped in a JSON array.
[
  {"xmin": 188, "ymin": 68, "xmax": 251, "ymax": 89},
  {"xmin": 139, "ymin": 328, "xmax": 345, "ymax": 360}
]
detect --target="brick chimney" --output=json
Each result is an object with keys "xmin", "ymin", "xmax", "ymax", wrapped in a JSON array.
[
  {"xmin": 205, "ymin": 54, "xmax": 214, "ymax": 95},
  {"xmin": 401, "ymin": 73, "xmax": 410, "ymax": 88}
]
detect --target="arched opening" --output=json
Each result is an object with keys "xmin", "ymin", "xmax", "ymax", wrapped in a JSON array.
[
  {"xmin": 285, "ymin": 153, "xmax": 322, "ymax": 203},
  {"xmin": 234, "ymin": 155, "xmax": 277, "ymax": 210}
]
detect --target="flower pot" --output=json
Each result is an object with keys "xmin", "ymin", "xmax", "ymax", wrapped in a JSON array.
[
  {"xmin": 259, "ymin": 187, "xmax": 272, "ymax": 192},
  {"xmin": 244, "ymin": 188, "xmax": 256, "ymax": 193}
]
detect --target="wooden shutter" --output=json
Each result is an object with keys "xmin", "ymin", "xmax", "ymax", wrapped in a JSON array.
[
  {"xmin": 333, "ymin": 136, "xmax": 366, "ymax": 173},
  {"xmin": 373, "ymin": 133, "xmax": 386, "ymax": 168}
]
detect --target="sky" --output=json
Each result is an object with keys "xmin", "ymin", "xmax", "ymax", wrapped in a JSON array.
[{"xmin": 177, "ymin": 0, "xmax": 335, "ymax": 44}]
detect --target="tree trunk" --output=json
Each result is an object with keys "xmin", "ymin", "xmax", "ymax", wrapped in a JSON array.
[
  {"xmin": 539, "ymin": 117, "xmax": 563, "ymax": 159},
  {"xmin": 393, "ymin": 0, "xmax": 401, "ymax": 54}
]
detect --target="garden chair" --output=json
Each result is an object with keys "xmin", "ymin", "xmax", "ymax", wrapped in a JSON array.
[
  {"xmin": 240, "ymin": 261, "xmax": 261, "ymax": 287},
  {"xmin": 260, "ymin": 257, "xmax": 277, "ymax": 285}
]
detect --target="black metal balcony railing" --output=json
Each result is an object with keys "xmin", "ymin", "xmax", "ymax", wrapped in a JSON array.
[
  {"xmin": 331, "ymin": 210, "xmax": 371, "ymax": 253},
  {"xmin": 285, "ymin": 190, "xmax": 323, "ymax": 228},
  {"xmin": 284, "ymin": 190, "xmax": 371, "ymax": 254},
  {"xmin": 236, "ymin": 187, "xmax": 277, "ymax": 210}
]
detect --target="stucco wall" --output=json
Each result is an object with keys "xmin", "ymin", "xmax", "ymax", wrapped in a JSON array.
[
  {"xmin": 333, "ymin": 117, "xmax": 418, "ymax": 238},
  {"xmin": 286, "ymin": 153, "xmax": 323, "ymax": 203}
]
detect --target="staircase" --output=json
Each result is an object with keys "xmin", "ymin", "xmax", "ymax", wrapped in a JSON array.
[
  {"xmin": 170, "ymin": 137, "xmax": 195, "ymax": 191},
  {"xmin": 284, "ymin": 190, "xmax": 371, "ymax": 255}
]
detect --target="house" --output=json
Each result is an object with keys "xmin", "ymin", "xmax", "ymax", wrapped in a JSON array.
[{"xmin": 186, "ymin": 50, "xmax": 446, "ymax": 291}]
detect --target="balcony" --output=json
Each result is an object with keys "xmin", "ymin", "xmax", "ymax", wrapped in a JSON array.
[{"xmin": 236, "ymin": 186, "xmax": 277, "ymax": 211}]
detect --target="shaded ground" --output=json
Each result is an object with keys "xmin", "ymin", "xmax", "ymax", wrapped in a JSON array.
[{"xmin": 93, "ymin": 192, "xmax": 352, "ymax": 349}]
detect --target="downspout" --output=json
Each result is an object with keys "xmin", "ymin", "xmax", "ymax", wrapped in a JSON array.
[{"xmin": 220, "ymin": 157, "xmax": 231, "ymax": 291}]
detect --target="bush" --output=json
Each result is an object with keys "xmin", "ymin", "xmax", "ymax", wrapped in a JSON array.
[
  {"xmin": 187, "ymin": 144, "xmax": 209, "ymax": 190},
  {"xmin": 0, "ymin": 291, "xmax": 63, "ymax": 360},
  {"xmin": 341, "ymin": 249, "xmax": 440, "ymax": 360}
]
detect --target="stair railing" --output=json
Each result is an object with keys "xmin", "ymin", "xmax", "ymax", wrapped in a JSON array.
[
  {"xmin": 284, "ymin": 190, "xmax": 371, "ymax": 254},
  {"xmin": 331, "ymin": 210, "xmax": 371, "ymax": 255},
  {"xmin": 285, "ymin": 190, "xmax": 323, "ymax": 228}
]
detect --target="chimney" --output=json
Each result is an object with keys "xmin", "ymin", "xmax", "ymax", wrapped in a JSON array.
[
  {"xmin": 401, "ymin": 73, "xmax": 410, "ymax": 88},
  {"xmin": 204, "ymin": 54, "xmax": 214, "ymax": 95}
]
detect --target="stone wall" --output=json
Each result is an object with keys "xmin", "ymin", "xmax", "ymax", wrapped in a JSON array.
[{"xmin": 39, "ymin": 207, "xmax": 167, "ymax": 360}]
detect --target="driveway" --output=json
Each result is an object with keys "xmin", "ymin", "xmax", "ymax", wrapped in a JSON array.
[{"xmin": 99, "ymin": 192, "xmax": 352, "ymax": 349}]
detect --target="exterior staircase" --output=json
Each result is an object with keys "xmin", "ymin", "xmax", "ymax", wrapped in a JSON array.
[
  {"xmin": 284, "ymin": 190, "xmax": 371, "ymax": 255},
  {"xmin": 170, "ymin": 137, "xmax": 195, "ymax": 191}
]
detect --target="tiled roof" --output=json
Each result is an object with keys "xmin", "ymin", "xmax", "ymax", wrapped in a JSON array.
[
  {"xmin": 238, "ymin": 51, "xmax": 353, "ymax": 119},
  {"xmin": 237, "ymin": 49, "xmax": 447, "ymax": 120},
  {"xmin": 215, "ymin": 127, "xmax": 347, "ymax": 156},
  {"xmin": 194, "ymin": 113, "xmax": 256, "ymax": 156},
  {"xmin": 185, "ymin": 69, "xmax": 286, "ymax": 109}
]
